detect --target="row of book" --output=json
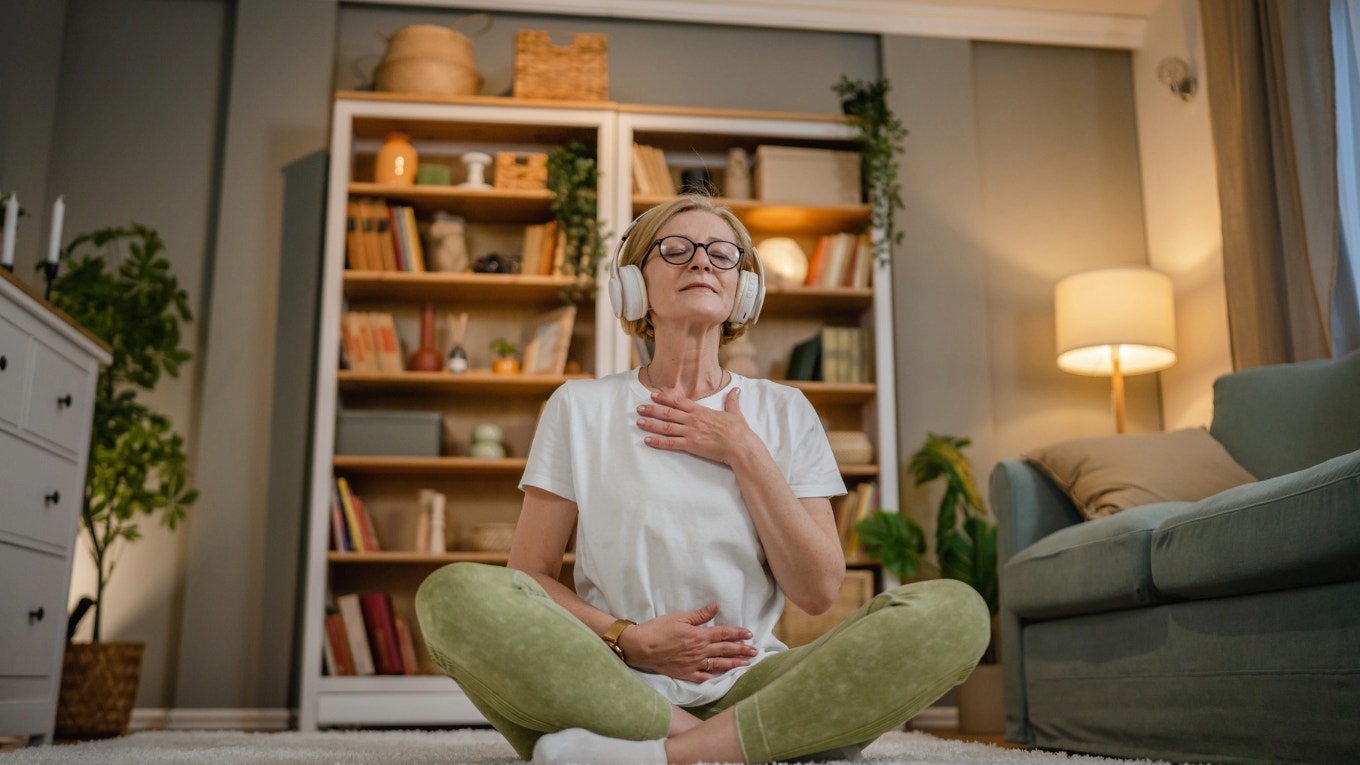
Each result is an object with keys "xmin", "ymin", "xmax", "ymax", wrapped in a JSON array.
[
  {"xmin": 631, "ymin": 143, "xmax": 677, "ymax": 197},
  {"xmin": 340, "ymin": 311, "xmax": 404, "ymax": 373},
  {"xmin": 332, "ymin": 476, "xmax": 382, "ymax": 553},
  {"xmin": 805, "ymin": 232, "xmax": 874, "ymax": 289},
  {"xmin": 520, "ymin": 220, "xmax": 567, "ymax": 277},
  {"xmin": 786, "ymin": 326, "xmax": 874, "ymax": 383},
  {"xmin": 324, "ymin": 591, "xmax": 419, "ymax": 676},
  {"xmin": 836, "ymin": 481, "xmax": 879, "ymax": 559},
  {"xmin": 346, "ymin": 198, "xmax": 427, "ymax": 272}
]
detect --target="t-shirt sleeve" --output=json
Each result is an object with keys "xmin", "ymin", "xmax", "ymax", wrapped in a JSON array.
[
  {"xmin": 519, "ymin": 383, "xmax": 577, "ymax": 501},
  {"xmin": 786, "ymin": 392, "xmax": 847, "ymax": 499}
]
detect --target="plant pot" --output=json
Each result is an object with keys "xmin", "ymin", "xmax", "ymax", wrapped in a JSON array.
[
  {"xmin": 54, "ymin": 641, "xmax": 144, "ymax": 739},
  {"xmin": 956, "ymin": 662, "xmax": 1005, "ymax": 734},
  {"xmin": 492, "ymin": 357, "xmax": 520, "ymax": 375}
]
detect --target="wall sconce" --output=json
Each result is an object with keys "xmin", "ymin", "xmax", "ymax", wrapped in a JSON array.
[
  {"xmin": 1055, "ymin": 267, "xmax": 1177, "ymax": 433},
  {"xmin": 1157, "ymin": 57, "xmax": 1197, "ymax": 102}
]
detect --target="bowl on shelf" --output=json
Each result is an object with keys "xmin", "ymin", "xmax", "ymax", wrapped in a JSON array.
[{"xmin": 827, "ymin": 430, "xmax": 874, "ymax": 464}]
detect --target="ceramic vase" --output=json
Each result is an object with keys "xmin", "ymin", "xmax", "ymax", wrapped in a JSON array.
[
  {"xmin": 407, "ymin": 303, "xmax": 443, "ymax": 371},
  {"xmin": 376, "ymin": 132, "xmax": 418, "ymax": 186}
]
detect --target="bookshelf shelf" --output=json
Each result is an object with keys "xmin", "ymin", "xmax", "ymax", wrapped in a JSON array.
[
  {"xmin": 782, "ymin": 380, "xmax": 877, "ymax": 406},
  {"xmin": 333, "ymin": 455, "xmax": 528, "ymax": 475},
  {"xmin": 337, "ymin": 370, "xmax": 589, "ymax": 395},
  {"xmin": 761, "ymin": 285, "xmax": 872, "ymax": 314},
  {"xmin": 328, "ymin": 551, "xmax": 576, "ymax": 565},
  {"xmin": 342, "ymin": 271, "xmax": 582, "ymax": 303},
  {"xmin": 838, "ymin": 463, "xmax": 879, "ymax": 477},
  {"xmin": 631, "ymin": 195, "xmax": 870, "ymax": 233},
  {"xmin": 349, "ymin": 182, "xmax": 553, "ymax": 221}
]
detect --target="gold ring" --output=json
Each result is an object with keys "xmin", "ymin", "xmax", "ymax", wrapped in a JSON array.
[{"xmin": 704, "ymin": 658, "xmax": 711, "ymax": 671}]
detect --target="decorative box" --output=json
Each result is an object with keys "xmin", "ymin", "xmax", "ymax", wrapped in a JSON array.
[
  {"xmin": 513, "ymin": 30, "xmax": 608, "ymax": 101},
  {"xmin": 493, "ymin": 152, "xmax": 549, "ymax": 190},
  {"xmin": 336, "ymin": 410, "xmax": 442, "ymax": 457},
  {"xmin": 754, "ymin": 145, "xmax": 862, "ymax": 206}
]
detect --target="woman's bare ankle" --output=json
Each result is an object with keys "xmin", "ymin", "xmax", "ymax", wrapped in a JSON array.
[{"xmin": 668, "ymin": 705, "xmax": 703, "ymax": 736}]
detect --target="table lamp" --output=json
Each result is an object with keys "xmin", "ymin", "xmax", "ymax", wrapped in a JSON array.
[{"xmin": 1055, "ymin": 266, "xmax": 1177, "ymax": 433}]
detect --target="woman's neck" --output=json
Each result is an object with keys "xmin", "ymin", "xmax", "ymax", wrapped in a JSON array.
[{"xmin": 643, "ymin": 332, "xmax": 727, "ymax": 399}]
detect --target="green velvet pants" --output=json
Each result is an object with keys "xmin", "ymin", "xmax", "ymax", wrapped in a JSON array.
[{"xmin": 415, "ymin": 562, "xmax": 989, "ymax": 763}]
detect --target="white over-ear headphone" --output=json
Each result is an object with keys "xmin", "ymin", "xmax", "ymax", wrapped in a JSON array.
[{"xmin": 607, "ymin": 211, "xmax": 766, "ymax": 326}]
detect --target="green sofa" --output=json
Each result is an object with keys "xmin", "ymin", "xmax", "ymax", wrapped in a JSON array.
[{"xmin": 990, "ymin": 352, "xmax": 1360, "ymax": 764}]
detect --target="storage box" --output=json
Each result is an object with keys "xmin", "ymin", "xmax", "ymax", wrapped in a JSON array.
[
  {"xmin": 493, "ymin": 152, "xmax": 548, "ymax": 190},
  {"xmin": 513, "ymin": 30, "xmax": 608, "ymax": 101},
  {"xmin": 336, "ymin": 410, "xmax": 442, "ymax": 457},
  {"xmin": 754, "ymin": 145, "xmax": 862, "ymax": 206}
]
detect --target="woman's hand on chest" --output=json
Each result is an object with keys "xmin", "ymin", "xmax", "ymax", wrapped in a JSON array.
[{"xmin": 636, "ymin": 387, "xmax": 757, "ymax": 466}]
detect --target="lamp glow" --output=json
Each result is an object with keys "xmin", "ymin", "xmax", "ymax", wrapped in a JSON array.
[
  {"xmin": 755, "ymin": 237, "xmax": 807, "ymax": 288},
  {"xmin": 1055, "ymin": 266, "xmax": 1177, "ymax": 432}
]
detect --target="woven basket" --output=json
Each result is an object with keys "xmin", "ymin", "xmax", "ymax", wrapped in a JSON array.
[
  {"xmin": 493, "ymin": 152, "xmax": 548, "ymax": 190},
  {"xmin": 471, "ymin": 522, "xmax": 517, "ymax": 553},
  {"xmin": 54, "ymin": 641, "xmax": 144, "ymax": 739},
  {"xmin": 513, "ymin": 30, "xmax": 608, "ymax": 101},
  {"xmin": 375, "ymin": 23, "xmax": 482, "ymax": 97},
  {"xmin": 826, "ymin": 430, "xmax": 874, "ymax": 464}
]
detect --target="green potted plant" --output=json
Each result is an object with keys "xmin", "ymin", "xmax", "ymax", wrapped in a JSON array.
[
  {"xmin": 490, "ymin": 337, "xmax": 520, "ymax": 375},
  {"xmin": 546, "ymin": 140, "xmax": 605, "ymax": 302},
  {"xmin": 45, "ymin": 223, "xmax": 196, "ymax": 738},
  {"xmin": 831, "ymin": 76, "xmax": 907, "ymax": 266},
  {"xmin": 856, "ymin": 432, "xmax": 1001, "ymax": 732}
]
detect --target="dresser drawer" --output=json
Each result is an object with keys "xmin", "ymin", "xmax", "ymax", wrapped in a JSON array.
[
  {"xmin": 24, "ymin": 339, "xmax": 94, "ymax": 454},
  {"xmin": 0, "ymin": 431, "xmax": 83, "ymax": 548},
  {"xmin": 0, "ymin": 314, "xmax": 29, "ymax": 428},
  {"xmin": 0, "ymin": 542, "xmax": 66, "ymax": 677}
]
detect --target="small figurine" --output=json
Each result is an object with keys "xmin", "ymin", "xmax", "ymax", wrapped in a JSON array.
[
  {"xmin": 427, "ymin": 212, "xmax": 469, "ymax": 273},
  {"xmin": 469, "ymin": 423, "xmax": 507, "ymax": 459},
  {"xmin": 447, "ymin": 311, "xmax": 469, "ymax": 374},
  {"xmin": 460, "ymin": 151, "xmax": 492, "ymax": 189},
  {"xmin": 725, "ymin": 147, "xmax": 751, "ymax": 199}
]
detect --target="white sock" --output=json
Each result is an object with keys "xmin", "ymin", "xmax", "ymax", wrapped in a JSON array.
[{"xmin": 532, "ymin": 728, "xmax": 668, "ymax": 765}]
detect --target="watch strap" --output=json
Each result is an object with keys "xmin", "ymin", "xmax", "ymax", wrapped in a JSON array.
[{"xmin": 601, "ymin": 618, "xmax": 635, "ymax": 662}]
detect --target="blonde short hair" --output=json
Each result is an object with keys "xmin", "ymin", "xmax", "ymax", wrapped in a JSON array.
[{"xmin": 615, "ymin": 194, "xmax": 757, "ymax": 345}]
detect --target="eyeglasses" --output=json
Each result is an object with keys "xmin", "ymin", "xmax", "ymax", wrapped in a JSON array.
[{"xmin": 644, "ymin": 235, "xmax": 744, "ymax": 270}]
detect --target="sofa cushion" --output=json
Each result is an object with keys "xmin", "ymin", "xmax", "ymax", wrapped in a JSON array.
[
  {"xmin": 1210, "ymin": 351, "xmax": 1360, "ymax": 480},
  {"xmin": 1004, "ymin": 502, "xmax": 1191, "ymax": 620},
  {"xmin": 1023, "ymin": 428, "xmax": 1256, "ymax": 520},
  {"xmin": 1152, "ymin": 449, "xmax": 1360, "ymax": 600}
]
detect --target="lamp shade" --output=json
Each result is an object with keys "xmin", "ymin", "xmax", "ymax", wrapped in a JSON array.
[
  {"xmin": 756, "ymin": 237, "xmax": 808, "ymax": 287},
  {"xmin": 1055, "ymin": 267, "xmax": 1177, "ymax": 376}
]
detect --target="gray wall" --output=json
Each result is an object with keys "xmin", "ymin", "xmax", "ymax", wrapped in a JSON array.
[{"xmin": 3, "ymin": 1, "xmax": 1159, "ymax": 712}]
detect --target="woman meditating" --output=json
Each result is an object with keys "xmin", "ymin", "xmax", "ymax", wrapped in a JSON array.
[{"xmin": 416, "ymin": 194, "xmax": 990, "ymax": 764}]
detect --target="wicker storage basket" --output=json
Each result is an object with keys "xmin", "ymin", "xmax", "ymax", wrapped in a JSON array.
[
  {"xmin": 54, "ymin": 641, "xmax": 144, "ymax": 739},
  {"xmin": 513, "ymin": 30, "xmax": 608, "ymax": 101},
  {"xmin": 471, "ymin": 522, "xmax": 517, "ymax": 552},
  {"xmin": 375, "ymin": 24, "xmax": 482, "ymax": 97},
  {"xmin": 826, "ymin": 430, "xmax": 874, "ymax": 464},
  {"xmin": 493, "ymin": 152, "xmax": 549, "ymax": 190}
]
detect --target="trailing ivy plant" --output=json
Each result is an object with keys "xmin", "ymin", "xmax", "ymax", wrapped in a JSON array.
[
  {"xmin": 547, "ymin": 140, "xmax": 606, "ymax": 302},
  {"xmin": 832, "ymin": 76, "xmax": 907, "ymax": 265},
  {"xmin": 46, "ymin": 224, "xmax": 197, "ymax": 642}
]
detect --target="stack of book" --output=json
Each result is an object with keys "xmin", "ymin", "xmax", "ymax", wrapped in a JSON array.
[
  {"xmin": 804, "ymin": 232, "xmax": 873, "ymax": 289},
  {"xmin": 519, "ymin": 220, "xmax": 564, "ymax": 276},
  {"xmin": 837, "ymin": 481, "xmax": 879, "ymax": 559},
  {"xmin": 331, "ymin": 476, "xmax": 381, "ymax": 553},
  {"xmin": 785, "ymin": 327, "xmax": 874, "ymax": 383},
  {"xmin": 630, "ymin": 143, "xmax": 676, "ymax": 196},
  {"xmin": 346, "ymin": 197, "xmax": 427, "ymax": 272},
  {"xmin": 339, "ymin": 311, "xmax": 404, "ymax": 373},
  {"xmin": 324, "ymin": 591, "xmax": 421, "ymax": 676}
]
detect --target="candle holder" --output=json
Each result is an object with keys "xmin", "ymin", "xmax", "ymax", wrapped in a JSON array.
[{"xmin": 43, "ymin": 260, "xmax": 59, "ymax": 300}]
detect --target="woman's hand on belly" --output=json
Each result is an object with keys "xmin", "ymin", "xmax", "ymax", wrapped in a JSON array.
[{"xmin": 620, "ymin": 601, "xmax": 759, "ymax": 682}]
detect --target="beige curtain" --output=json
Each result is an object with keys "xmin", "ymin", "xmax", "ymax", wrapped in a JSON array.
[{"xmin": 1200, "ymin": 0, "xmax": 1337, "ymax": 367}]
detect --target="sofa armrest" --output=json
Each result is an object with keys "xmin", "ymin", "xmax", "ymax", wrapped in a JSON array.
[
  {"xmin": 990, "ymin": 459, "xmax": 1083, "ymax": 565},
  {"xmin": 989, "ymin": 459, "xmax": 1084, "ymax": 745}
]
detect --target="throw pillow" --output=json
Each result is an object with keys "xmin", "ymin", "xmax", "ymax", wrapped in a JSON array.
[{"xmin": 1023, "ymin": 427, "xmax": 1257, "ymax": 520}]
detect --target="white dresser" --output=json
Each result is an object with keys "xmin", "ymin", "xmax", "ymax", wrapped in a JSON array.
[{"xmin": 0, "ymin": 270, "xmax": 109, "ymax": 745}]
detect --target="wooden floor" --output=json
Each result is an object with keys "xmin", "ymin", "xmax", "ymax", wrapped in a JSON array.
[{"xmin": 912, "ymin": 726, "xmax": 1028, "ymax": 749}]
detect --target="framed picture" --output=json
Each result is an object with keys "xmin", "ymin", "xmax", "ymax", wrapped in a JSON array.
[{"xmin": 521, "ymin": 305, "xmax": 576, "ymax": 375}]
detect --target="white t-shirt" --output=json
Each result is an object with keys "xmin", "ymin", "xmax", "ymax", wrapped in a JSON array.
[{"xmin": 519, "ymin": 368, "xmax": 846, "ymax": 706}]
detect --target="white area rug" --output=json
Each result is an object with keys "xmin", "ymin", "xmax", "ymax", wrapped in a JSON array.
[{"xmin": 0, "ymin": 728, "xmax": 1171, "ymax": 765}]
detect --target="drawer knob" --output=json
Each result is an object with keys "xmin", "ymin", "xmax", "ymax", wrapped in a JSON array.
[
  {"xmin": 57, "ymin": 393, "xmax": 73, "ymax": 409},
  {"xmin": 29, "ymin": 606, "xmax": 45, "ymax": 623},
  {"xmin": 44, "ymin": 490, "xmax": 60, "ymax": 506},
  {"xmin": 1, "ymin": 354, "xmax": 7, "ymax": 370}
]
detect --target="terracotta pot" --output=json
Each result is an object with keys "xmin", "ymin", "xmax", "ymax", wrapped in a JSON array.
[
  {"xmin": 55, "ymin": 641, "xmax": 144, "ymax": 739},
  {"xmin": 492, "ymin": 357, "xmax": 520, "ymax": 375},
  {"xmin": 956, "ymin": 662, "xmax": 1005, "ymax": 734}
]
